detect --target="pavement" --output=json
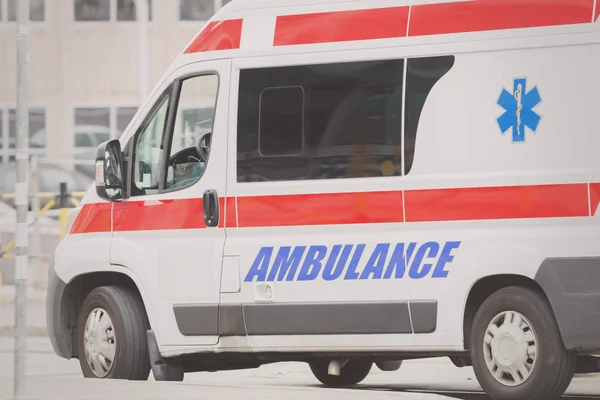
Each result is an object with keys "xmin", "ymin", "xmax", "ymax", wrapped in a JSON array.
[
  {"xmin": 0, "ymin": 337, "xmax": 453, "ymax": 400},
  {"xmin": 1, "ymin": 337, "xmax": 600, "ymax": 400},
  {"xmin": 0, "ymin": 286, "xmax": 47, "ymax": 337},
  {"xmin": 1, "ymin": 288, "xmax": 600, "ymax": 399}
]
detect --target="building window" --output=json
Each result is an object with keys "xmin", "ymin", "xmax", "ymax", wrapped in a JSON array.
[
  {"xmin": 74, "ymin": 0, "xmax": 152, "ymax": 21},
  {"xmin": 9, "ymin": 109, "xmax": 47, "ymax": 150},
  {"xmin": 180, "ymin": 0, "xmax": 214, "ymax": 21},
  {"xmin": 117, "ymin": 0, "xmax": 152, "ymax": 21},
  {"xmin": 7, "ymin": 0, "xmax": 45, "ymax": 22},
  {"xmin": 75, "ymin": 0, "xmax": 110, "ymax": 21},
  {"xmin": 0, "ymin": 108, "xmax": 47, "ymax": 154},
  {"xmin": 117, "ymin": 107, "xmax": 138, "ymax": 133},
  {"xmin": 73, "ymin": 106, "xmax": 137, "ymax": 150},
  {"xmin": 74, "ymin": 107, "xmax": 110, "ymax": 147}
]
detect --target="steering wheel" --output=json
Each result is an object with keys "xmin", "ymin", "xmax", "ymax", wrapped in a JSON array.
[{"xmin": 195, "ymin": 131, "xmax": 211, "ymax": 163}]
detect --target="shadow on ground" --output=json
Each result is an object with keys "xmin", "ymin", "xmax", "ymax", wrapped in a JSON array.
[
  {"xmin": 305, "ymin": 384, "xmax": 600, "ymax": 399},
  {"xmin": 398, "ymin": 390, "xmax": 600, "ymax": 400}
]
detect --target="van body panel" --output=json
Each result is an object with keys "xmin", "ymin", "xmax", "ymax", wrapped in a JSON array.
[{"xmin": 48, "ymin": 0, "xmax": 600, "ymax": 363}]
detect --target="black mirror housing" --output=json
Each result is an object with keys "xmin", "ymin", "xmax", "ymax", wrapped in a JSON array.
[{"xmin": 95, "ymin": 139, "xmax": 125, "ymax": 202}]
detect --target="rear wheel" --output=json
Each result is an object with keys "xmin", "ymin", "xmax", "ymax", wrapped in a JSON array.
[
  {"xmin": 77, "ymin": 286, "xmax": 151, "ymax": 380},
  {"xmin": 309, "ymin": 359, "xmax": 372, "ymax": 387},
  {"xmin": 470, "ymin": 286, "xmax": 576, "ymax": 400}
]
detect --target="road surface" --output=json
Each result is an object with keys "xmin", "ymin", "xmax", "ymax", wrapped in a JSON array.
[{"xmin": 1, "ymin": 337, "xmax": 600, "ymax": 400}]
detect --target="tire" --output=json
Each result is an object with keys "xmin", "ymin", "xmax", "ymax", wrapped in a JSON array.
[
  {"xmin": 470, "ymin": 286, "xmax": 576, "ymax": 400},
  {"xmin": 309, "ymin": 359, "xmax": 372, "ymax": 386},
  {"xmin": 77, "ymin": 286, "xmax": 151, "ymax": 380}
]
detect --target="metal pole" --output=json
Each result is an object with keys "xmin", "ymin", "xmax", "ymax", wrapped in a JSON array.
[
  {"xmin": 135, "ymin": 0, "xmax": 149, "ymax": 106},
  {"xmin": 14, "ymin": 0, "xmax": 30, "ymax": 398},
  {"xmin": 31, "ymin": 155, "xmax": 40, "ymax": 261},
  {"xmin": 59, "ymin": 182, "xmax": 69, "ymax": 239}
]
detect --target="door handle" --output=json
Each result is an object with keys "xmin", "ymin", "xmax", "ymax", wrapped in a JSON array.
[{"xmin": 203, "ymin": 189, "xmax": 220, "ymax": 228}]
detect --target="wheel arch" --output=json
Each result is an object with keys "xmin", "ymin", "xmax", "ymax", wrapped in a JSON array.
[
  {"xmin": 462, "ymin": 273, "xmax": 558, "ymax": 351},
  {"xmin": 60, "ymin": 267, "xmax": 152, "ymax": 359}
]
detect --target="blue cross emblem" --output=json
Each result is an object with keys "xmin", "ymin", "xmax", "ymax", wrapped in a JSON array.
[{"xmin": 497, "ymin": 78, "xmax": 542, "ymax": 143}]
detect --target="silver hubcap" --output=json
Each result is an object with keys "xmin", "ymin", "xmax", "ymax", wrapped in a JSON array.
[
  {"xmin": 483, "ymin": 311, "xmax": 538, "ymax": 387},
  {"xmin": 83, "ymin": 308, "xmax": 116, "ymax": 378}
]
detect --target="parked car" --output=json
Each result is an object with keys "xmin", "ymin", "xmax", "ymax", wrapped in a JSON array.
[
  {"xmin": 0, "ymin": 161, "xmax": 93, "ymax": 210},
  {"xmin": 29, "ymin": 125, "xmax": 120, "ymax": 178}
]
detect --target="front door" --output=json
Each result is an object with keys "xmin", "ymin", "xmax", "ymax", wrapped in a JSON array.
[{"xmin": 110, "ymin": 59, "xmax": 232, "ymax": 346}]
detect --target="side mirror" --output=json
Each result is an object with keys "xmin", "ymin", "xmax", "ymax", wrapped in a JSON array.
[{"xmin": 95, "ymin": 139, "xmax": 124, "ymax": 202}]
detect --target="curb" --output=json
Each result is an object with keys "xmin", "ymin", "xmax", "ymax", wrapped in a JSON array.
[{"xmin": 0, "ymin": 326, "xmax": 48, "ymax": 337}]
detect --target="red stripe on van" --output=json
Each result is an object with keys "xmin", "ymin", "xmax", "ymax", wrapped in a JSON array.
[
  {"xmin": 408, "ymin": 0, "xmax": 594, "ymax": 37},
  {"xmin": 70, "ymin": 203, "xmax": 112, "ymax": 235},
  {"xmin": 595, "ymin": 0, "xmax": 600, "ymax": 21},
  {"xmin": 70, "ymin": 183, "xmax": 594, "ymax": 234},
  {"xmin": 273, "ymin": 7, "xmax": 410, "ymax": 46},
  {"xmin": 226, "ymin": 197, "xmax": 238, "ymax": 228},
  {"xmin": 113, "ymin": 198, "xmax": 206, "ymax": 231},
  {"xmin": 218, "ymin": 197, "xmax": 236, "ymax": 229},
  {"xmin": 184, "ymin": 19, "xmax": 243, "ymax": 53},
  {"xmin": 404, "ymin": 183, "xmax": 589, "ymax": 223},
  {"xmin": 589, "ymin": 183, "xmax": 600, "ymax": 216},
  {"xmin": 237, "ymin": 191, "xmax": 404, "ymax": 228}
]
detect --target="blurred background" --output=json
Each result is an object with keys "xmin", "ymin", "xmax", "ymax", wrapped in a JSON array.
[{"xmin": 0, "ymin": 0, "xmax": 228, "ymax": 290}]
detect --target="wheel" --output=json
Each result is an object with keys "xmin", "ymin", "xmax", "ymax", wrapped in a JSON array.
[
  {"xmin": 470, "ymin": 286, "xmax": 576, "ymax": 400},
  {"xmin": 376, "ymin": 360, "xmax": 403, "ymax": 371},
  {"xmin": 77, "ymin": 286, "xmax": 151, "ymax": 380},
  {"xmin": 309, "ymin": 359, "xmax": 372, "ymax": 386}
]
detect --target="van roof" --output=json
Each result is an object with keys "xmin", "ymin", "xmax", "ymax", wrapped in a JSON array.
[
  {"xmin": 186, "ymin": 0, "xmax": 598, "ymax": 57},
  {"xmin": 216, "ymin": 0, "xmax": 362, "ymax": 16},
  {"xmin": 167, "ymin": 0, "xmax": 598, "ymax": 86}
]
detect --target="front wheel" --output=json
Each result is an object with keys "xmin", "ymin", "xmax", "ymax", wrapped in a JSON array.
[
  {"xmin": 309, "ymin": 359, "xmax": 372, "ymax": 387},
  {"xmin": 470, "ymin": 286, "xmax": 576, "ymax": 400},
  {"xmin": 77, "ymin": 286, "xmax": 151, "ymax": 380}
]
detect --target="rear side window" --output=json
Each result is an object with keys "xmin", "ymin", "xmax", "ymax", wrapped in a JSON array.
[
  {"xmin": 237, "ymin": 59, "xmax": 405, "ymax": 182},
  {"xmin": 258, "ymin": 86, "xmax": 304, "ymax": 157},
  {"xmin": 237, "ymin": 55, "xmax": 454, "ymax": 183}
]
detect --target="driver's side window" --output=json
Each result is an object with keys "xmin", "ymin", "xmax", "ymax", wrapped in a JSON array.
[
  {"xmin": 128, "ymin": 73, "xmax": 219, "ymax": 197},
  {"xmin": 131, "ymin": 90, "xmax": 171, "ymax": 196},
  {"xmin": 165, "ymin": 74, "xmax": 218, "ymax": 191}
]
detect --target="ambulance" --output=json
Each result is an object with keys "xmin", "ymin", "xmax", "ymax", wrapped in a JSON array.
[{"xmin": 46, "ymin": 0, "xmax": 600, "ymax": 399}]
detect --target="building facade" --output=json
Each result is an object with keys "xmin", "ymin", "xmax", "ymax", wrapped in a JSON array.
[{"xmin": 0, "ymin": 0, "xmax": 227, "ymax": 165}]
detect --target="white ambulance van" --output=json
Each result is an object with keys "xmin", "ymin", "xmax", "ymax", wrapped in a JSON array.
[{"xmin": 46, "ymin": 0, "xmax": 600, "ymax": 399}]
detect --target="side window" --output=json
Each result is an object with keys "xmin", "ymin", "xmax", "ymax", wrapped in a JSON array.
[
  {"xmin": 237, "ymin": 59, "xmax": 405, "ymax": 182},
  {"xmin": 130, "ymin": 91, "xmax": 171, "ymax": 196},
  {"xmin": 258, "ymin": 87, "xmax": 304, "ymax": 157},
  {"xmin": 164, "ymin": 74, "xmax": 218, "ymax": 191},
  {"xmin": 237, "ymin": 56, "xmax": 455, "ymax": 183}
]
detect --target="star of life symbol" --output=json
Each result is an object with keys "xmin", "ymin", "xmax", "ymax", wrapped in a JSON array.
[{"xmin": 496, "ymin": 78, "xmax": 542, "ymax": 143}]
